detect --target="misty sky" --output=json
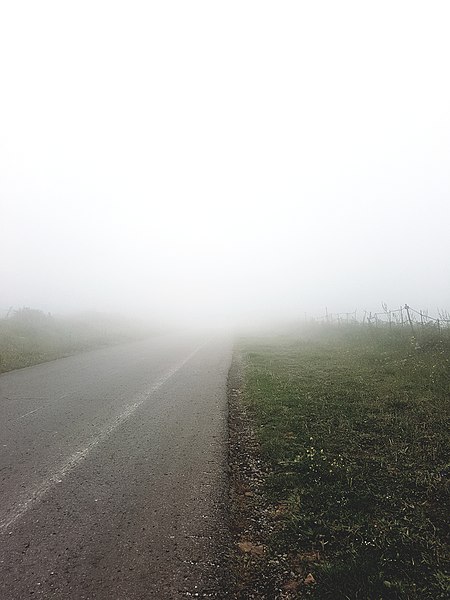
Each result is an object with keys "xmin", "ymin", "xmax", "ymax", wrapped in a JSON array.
[{"xmin": 1, "ymin": 1, "xmax": 449, "ymax": 326}]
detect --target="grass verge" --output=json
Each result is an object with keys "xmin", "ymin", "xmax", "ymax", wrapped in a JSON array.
[
  {"xmin": 235, "ymin": 325, "xmax": 449, "ymax": 599},
  {"xmin": 0, "ymin": 308, "xmax": 152, "ymax": 373}
]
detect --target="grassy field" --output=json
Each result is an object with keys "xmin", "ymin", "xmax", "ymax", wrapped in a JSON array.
[
  {"xmin": 237, "ymin": 325, "xmax": 449, "ymax": 599},
  {"xmin": 0, "ymin": 308, "xmax": 151, "ymax": 374}
]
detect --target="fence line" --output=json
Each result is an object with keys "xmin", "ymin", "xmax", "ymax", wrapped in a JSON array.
[{"xmin": 311, "ymin": 304, "xmax": 450, "ymax": 329}]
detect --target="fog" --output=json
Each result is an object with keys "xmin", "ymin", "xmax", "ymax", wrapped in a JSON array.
[{"xmin": 1, "ymin": 1, "xmax": 449, "ymax": 329}]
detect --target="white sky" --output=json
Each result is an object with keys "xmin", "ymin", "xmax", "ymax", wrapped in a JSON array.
[{"xmin": 1, "ymin": 1, "xmax": 449, "ymax": 326}]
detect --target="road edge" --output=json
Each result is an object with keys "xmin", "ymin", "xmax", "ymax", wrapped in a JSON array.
[{"xmin": 227, "ymin": 351, "xmax": 287, "ymax": 599}]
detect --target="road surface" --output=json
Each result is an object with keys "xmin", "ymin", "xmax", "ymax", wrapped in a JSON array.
[{"xmin": 0, "ymin": 336, "xmax": 232, "ymax": 599}]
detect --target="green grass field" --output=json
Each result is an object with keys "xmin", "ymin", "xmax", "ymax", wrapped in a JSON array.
[
  {"xmin": 237, "ymin": 325, "xmax": 449, "ymax": 599},
  {"xmin": 0, "ymin": 308, "xmax": 151, "ymax": 373}
]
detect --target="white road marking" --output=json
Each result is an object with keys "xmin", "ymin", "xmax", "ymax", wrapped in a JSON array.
[
  {"xmin": 17, "ymin": 407, "xmax": 44, "ymax": 420},
  {"xmin": 8, "ymin": 393, "xmax": 70, "ymax": 423},
  {"xmin": 0, "ymin": 343, "xmax": 205, "ymax": 533},
  {"xmin": 7, "ymin": 397, "xmax": 47, "ymax": 400}
]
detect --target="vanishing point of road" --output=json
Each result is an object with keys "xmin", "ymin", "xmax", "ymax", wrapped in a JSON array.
[{"xmin": 0, "ymin": 336, "xmax": 232, "ymax": 599}]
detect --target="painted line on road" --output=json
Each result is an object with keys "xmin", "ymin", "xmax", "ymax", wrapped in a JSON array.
[
  {"xmin": 17, "ymin": 407, "xmax": 44, "ymax": 420},
  {"xmin": 7, "ymin": 394, "xmax": 70, "ymax": 423},
  {"xmin": 0, "ymin": 342, "xmax": 206, "ymax": 533}
]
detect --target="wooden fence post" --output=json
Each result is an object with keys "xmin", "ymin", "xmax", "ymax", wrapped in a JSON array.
[{"xmin": 405, "ymin": 304, "xmax": 415, "ymax": 336}]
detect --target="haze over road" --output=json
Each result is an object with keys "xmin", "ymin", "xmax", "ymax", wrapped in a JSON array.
[{"xmin": 0, "ymin": 336, "xmax": 232, "ymax": 599}]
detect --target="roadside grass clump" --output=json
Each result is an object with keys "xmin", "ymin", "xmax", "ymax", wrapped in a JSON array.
[{"xmin": 238, "ymin": 325, "xmax": 450, "ymax": 599}]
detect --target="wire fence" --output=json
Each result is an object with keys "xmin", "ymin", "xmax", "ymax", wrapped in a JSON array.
[
  {"xmin": 2, "ymin": 304, "xmax": 450, "ymax": 333},
  {"xmin": 311, "ymin": 304, "xmax": 450, "ymax": 332}
]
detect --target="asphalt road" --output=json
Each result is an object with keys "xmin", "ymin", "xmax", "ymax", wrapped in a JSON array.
[{"xmin": 0, "ymin": 336, "xmax": 232, "ymax": 599}]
